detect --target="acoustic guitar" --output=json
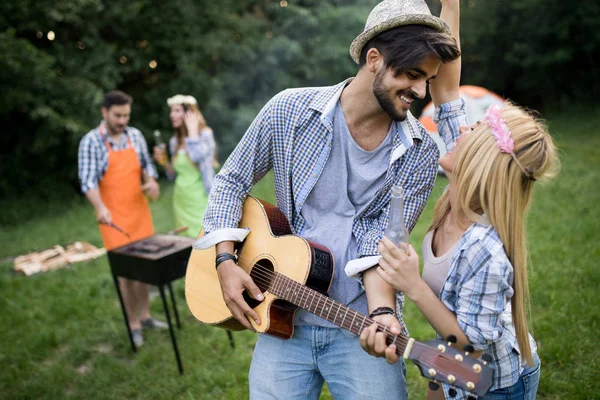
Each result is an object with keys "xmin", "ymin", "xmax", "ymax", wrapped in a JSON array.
[{"xmin": 186, "ymin": 196, "xmax": 493, "ymax": 397}]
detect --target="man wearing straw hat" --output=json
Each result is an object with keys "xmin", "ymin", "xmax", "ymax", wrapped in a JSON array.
[{"xmin": 196, "ymin": 0, "xmax": 462, "ymax": 398}]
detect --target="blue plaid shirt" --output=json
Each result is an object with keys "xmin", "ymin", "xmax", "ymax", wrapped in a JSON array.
[
  {"xmin": 438, "ymin": 222, "xmax": 538, "ymax": 398},
  {"xmin": 78, "ymin": 122, "xmax": 157, "ymax": 193},
  {"xmin": 434, "ymin": 102, "xmax": 538, "ymax": 398},
  {"xmin": 203, "ymin": 80, "xmax": 463, "ymax": 252},
  {"xmin": 202, "ymin": 81, "xmax": 466, "ymax": 329}
]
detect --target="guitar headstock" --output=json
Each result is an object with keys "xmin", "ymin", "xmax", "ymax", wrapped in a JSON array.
[{"xmin": 409, "ymin": 337, "xmax": 494, "ymax": 397}]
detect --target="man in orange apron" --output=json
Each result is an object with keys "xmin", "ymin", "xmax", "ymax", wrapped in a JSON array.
[{"xmin": 78, "ymin": 90, "xmax": 167, "ymax": 347}]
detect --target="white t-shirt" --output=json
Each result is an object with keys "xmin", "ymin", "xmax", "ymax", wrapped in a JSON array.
[{"xmin": 421, "ymin": 230, "xmax": 459, "ymax": 297}]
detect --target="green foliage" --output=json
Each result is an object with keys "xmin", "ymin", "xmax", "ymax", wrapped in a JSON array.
[
  {"xmin": 0, "ymin": 0, "xmax": 376, "ymax": 199},
  {"xmin": 1, "ymin": 0, "xmax": 599, "ymax": 200},
  {"xmin": 456, "ymin": 0, "xmax": 600, "ymax": 107}
]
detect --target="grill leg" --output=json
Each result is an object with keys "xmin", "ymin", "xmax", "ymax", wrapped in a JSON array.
[
  {"xmin": 159, "ymin": 284, "xmax": 183, "ymax": 374},
  {"xmin": 112, "ymin": 273, "xmax": 136, "ymax": 353},
  {"xmin": 227, "ymin": 331, "xmax": 235, "ymax": 349},
  {"xmin": 167, "ymin": 282, "xmax": 181, "ymax": 329}
]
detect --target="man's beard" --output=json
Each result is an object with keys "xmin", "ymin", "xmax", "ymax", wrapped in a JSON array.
[
  {"xmin": 106, "ymin": 121, "xmax": 125, "ymax": 135},
  {"xmin": 373, "ymin": 70, "xmax": 408, "ymax": 122}
]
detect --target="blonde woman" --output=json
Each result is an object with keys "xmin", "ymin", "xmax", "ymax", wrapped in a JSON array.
[
  {"xmin": 365, "ymin": 102, "xmax": 559, "ymax": 400},
  {"xmin": 358, "ymin": 1, "xmax": 558, "ymax": 399},
  {"xmin": 153, "ymin": 95, "xmax": 216, "ymax": 238}
]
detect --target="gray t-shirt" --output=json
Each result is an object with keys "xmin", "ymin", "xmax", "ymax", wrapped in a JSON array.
[{"xmin": 296, "ymin": 100, "xmax": 393, "ymax": 326}]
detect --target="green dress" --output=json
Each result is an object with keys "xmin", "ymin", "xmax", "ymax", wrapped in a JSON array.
[{"xmin": 172, "ymin": 149, "xmax": 208, "ymax": 238}]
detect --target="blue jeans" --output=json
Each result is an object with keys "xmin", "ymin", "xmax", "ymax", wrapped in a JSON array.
[
  {"xmin": 482, "ymin": 355, "xmax": 541, "ymax": 400},
  {"xmin": 249, "ymin": 325, "xmax": 407, "ymax": 400}
]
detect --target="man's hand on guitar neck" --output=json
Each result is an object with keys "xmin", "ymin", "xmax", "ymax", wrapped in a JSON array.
[
  {"xmin": 216, "ymin": 241, "xmax": 264, "ymax": 330},
  {"xmin": 360, "ymin": 313, "xmax": 402, "ymax": 365}
]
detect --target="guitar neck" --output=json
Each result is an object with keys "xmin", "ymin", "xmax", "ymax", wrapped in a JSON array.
[{"xmin": 270, "ymin": 271, "xmax": 410, "ymax": 355}]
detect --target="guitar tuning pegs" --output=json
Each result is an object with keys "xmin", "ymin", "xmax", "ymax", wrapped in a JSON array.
[
  {"xmin": 448, "ymin": 388, "xmax": 457, "ymax": 398},
  {"xmin": 463, "ymin": 344, "xmax": 475, "ymax": 354},
  {"xmin": 446, "ymin": 335, "xmax": 457, "ymax": 345},
  {"xmin": 428, "ymin": 381, "xmax": 440, "ymax": 391},
  {"xmin": 481, "ymin": 353, "xmax": 493, "ymax": 365}
]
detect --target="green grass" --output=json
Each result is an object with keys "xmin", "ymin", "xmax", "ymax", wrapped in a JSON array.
[{"xmin": 1, "ymin": 110, "xmax": 598, "ymax": 399}]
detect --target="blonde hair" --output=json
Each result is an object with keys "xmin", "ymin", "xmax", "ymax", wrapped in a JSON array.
[{"xmin": 430, "ymin": 102, "xmax": 560, "ymax": 365}]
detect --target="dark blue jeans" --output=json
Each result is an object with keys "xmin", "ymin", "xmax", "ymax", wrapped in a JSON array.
[{"xmin": 482, "ymin": 355, "xmax": 541, "ymax": 400}]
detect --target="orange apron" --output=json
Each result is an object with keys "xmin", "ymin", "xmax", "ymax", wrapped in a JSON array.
[{"xmin": 98, "ymin": 126, "xmax": 155, "ymax": 250}]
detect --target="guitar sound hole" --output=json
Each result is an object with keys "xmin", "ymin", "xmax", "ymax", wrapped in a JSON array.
[{"xmin": 243, "ymin": 259, "xmax": 275, "ymax": 308}]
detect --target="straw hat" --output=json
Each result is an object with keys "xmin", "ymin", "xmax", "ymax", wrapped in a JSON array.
[{"xmin": 349, "ymin": 0, "xmax": 450, "ymax": 64}]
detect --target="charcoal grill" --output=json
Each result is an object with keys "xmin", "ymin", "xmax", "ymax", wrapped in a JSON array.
[{"xmin": 108, "ymin": 234, "xmax": 195, "ymax": 374}]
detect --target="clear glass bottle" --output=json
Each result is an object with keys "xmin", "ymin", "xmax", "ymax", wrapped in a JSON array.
[
  {"xmin": 153, "ymin": 130, "xmax": 167, "ymax": 165},
  {"xmin": 383, "ymin": 185, "xmax": 409, "ymax": 250},
  {"xmin": 153, "ymin": 130, "xmax": 164, "ymax": 147}
]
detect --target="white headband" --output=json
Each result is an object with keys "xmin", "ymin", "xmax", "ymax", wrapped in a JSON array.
[{"xmin": 167, "ymin": 94, "xmax": 197, "ymax": 106}]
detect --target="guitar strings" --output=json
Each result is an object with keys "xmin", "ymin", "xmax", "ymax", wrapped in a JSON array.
[
  {"xmin": 225, "ymin": 253, "xmax": 485, "ymax": 389},
  {"xmin": 234, "ymin": 253, "xmax": 411, "ymax": 349},
  {"xmin": 236, "ymin": 255, "xmax": 388, "ymax": 335},
  {"xmin": 234, "ymin": 254, "xmax": 463, "ymax": 364}
]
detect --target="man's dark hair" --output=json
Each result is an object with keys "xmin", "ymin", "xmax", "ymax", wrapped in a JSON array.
[
  {"xmin": 358, "ymin": 25, "xmax": 461, "ymax": 75},
  {"xmin": 103, "ymin": 90, "xmax": 133, "ymax": 109}
]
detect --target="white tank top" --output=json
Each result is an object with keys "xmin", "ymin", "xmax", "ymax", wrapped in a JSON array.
[{"xmin": 421, "ymin": 230, "xmax": 459, "ymax": 297}]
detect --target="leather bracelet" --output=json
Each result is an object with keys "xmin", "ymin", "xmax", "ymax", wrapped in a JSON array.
[
  {"xmin": 369, "ymin": 306, "xmax": 396, "ymax": 318},
  {"xmin": 215, "ymin": 252, "xmax": 238, "ymax": 270}
]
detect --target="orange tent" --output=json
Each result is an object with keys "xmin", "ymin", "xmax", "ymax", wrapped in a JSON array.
[
  {"xmin": 418, "ymin": 85, "xmax": 505, "ymax": 133},
  {"xmin": 419, "ymin": 85, "xmax": 505, "ymax": 173}
]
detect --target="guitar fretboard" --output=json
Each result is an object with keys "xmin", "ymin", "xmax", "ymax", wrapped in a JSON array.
[{"xmin": 269, "ymin": 271, "xmax": 410, "ymax": 354}]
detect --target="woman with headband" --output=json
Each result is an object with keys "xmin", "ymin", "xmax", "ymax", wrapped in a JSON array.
[{"xmin": 153, "ymin": 95, "xmax": 216, "ymax": 238}]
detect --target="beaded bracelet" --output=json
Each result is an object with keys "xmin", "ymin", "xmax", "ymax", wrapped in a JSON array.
[
  {"xmin": 369, "ymin": 306, "xmax": 396, "ymax": 318},
  {"xmin": 215, "ymin": 252, "xmax": 238, "ymax": 270}
]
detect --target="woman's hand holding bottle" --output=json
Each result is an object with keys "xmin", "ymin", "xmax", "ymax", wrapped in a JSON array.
[
  {"xmin": 153, "ymin": 146, "xmax": 168, "ymax": 166},
  {"xmin": 152, "ymin": 130, "xmax": 168, "ymax": 166}
]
